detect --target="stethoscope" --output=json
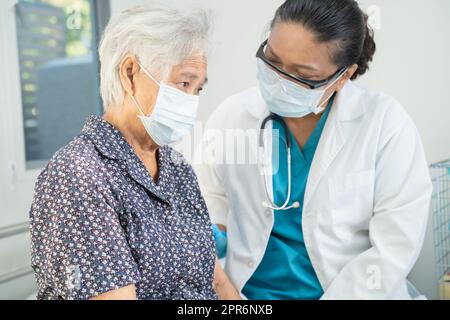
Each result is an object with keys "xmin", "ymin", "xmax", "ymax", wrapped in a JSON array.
[{"xmin": 259, "ymin": 113, "xmax": 300, "ymax": 211}]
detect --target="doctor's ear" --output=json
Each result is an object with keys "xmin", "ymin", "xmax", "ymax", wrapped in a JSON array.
[
  {"xmin": 335, "ymin": 64, "xmax": 358, "ymax": 92},
  {"xmin": 119, "ymin": 55, "xmax": 141, "ymax": 96}
]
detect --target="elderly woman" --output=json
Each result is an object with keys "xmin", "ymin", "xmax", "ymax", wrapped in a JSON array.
[{"xmin": 29, "ymin": 4, "xmax": 238, "ymax": 300}]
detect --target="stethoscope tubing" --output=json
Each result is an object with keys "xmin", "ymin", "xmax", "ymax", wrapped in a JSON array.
[{"xmin": 259, "ymin": 114, "xmax": 300, "ymax": 211}]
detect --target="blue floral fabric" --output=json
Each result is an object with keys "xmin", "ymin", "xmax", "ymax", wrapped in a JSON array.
[{"xmin": 30, "ymin": 116, "xmax": 217, "ymax": 300}]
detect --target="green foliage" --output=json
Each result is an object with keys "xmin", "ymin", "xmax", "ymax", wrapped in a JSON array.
[{"xmin": 21, "ymin": 0, "xmax": 93, "ymax": 57}]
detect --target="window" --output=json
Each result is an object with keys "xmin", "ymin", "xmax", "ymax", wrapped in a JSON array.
[{"xmin": 14, "ymin": 0, "xmax": 109, "ymax": 169}]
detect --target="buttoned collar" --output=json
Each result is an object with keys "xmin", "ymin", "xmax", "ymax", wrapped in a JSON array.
[{"xmin": 82, "ymin": 116, "xmax": 176, "ymax": 204}]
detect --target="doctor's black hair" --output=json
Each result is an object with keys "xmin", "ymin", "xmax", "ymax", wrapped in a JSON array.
[{"xmin": 271, "ymin": 0, "xmax": 376, "ymax": 80}]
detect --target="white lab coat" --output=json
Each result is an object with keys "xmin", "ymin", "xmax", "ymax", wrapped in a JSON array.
[{"xmin": 194, "ymin": 81, "xmax": 432, "ymax": 300}]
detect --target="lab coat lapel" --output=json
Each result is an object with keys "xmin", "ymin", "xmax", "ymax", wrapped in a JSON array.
[
  {"xmin": 303, "ymin": 105, "xmax": 345, "ymax": 208},
  {"xmin": 303, "ymin": 81, "xmax": 366, "ymax": 209}
]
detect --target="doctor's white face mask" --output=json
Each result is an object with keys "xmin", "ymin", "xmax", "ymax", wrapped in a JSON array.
[
  {"xmin": 130, "ymin": 63, "xmax": 200, "ymax": 146},
  {"xmin": 257, "ymin": 59, "xmax": 347, "ymax": 118}
]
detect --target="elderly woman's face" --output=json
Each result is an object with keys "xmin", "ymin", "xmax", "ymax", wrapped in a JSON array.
[
  {"xmin": 167, "ymin": 54, "xmax": 208, "ymax": 96},
  {"xmin": 116, "ymin": 53, "xmax": 208, "ymax": 145},
  {"xmin": 131, "ymin": 54, "xmax": 208, "ymax": 118}
]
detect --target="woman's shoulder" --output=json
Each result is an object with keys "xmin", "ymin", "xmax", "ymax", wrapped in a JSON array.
[
  {"xmin": 344, "ymin": 83, "xmax": 424, "ymax": 159},
  {"xmin": 206, "ymin": 87, "xmax": 265, "ymax": 129},
  {"xmin": 31, "ymin": 134, "xmax": 116, "ymax": 221},
  {"xmin": 217, "ymin": 86, "xmax": 262, "ymax": 110},
  {"xmin": 348, "ymin": 82, "xmax": 415, "ymax": 137},
  {"xmin": 36, "ymin": 134, "xmax": 104, "ymax": 189},
  {"xmin": 352, "ymin": 82, "xmax": 410, "ymax": 122}
]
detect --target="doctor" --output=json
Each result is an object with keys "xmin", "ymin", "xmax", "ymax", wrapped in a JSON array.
[{"xmin": 196, "ymin": 0, "xmax": 433, "ymax": 300}]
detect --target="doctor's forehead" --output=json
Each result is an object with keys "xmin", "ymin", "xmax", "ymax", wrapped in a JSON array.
[{"xmin": 269, "ymin": 22, "xmax": 338, "ymax": 73}]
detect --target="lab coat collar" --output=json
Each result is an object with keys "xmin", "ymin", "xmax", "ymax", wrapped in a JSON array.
[{"xmin": 334, "ymin": 80, "xmax": 367, "ymax": 122}]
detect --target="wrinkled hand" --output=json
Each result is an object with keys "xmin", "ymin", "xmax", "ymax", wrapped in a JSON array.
[{"xmin": 213, "ymin": 259, "xmax": 242, "ymax": 300}]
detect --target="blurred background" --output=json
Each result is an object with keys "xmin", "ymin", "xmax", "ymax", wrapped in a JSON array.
[{"xmin": 0, "ymin": 0, "xmax": 449, "ymax": 299}]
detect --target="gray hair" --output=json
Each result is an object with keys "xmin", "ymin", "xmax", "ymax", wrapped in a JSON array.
[{"xmin": 99, "ymin": 2, "xmax": 212, "ymax": 110}]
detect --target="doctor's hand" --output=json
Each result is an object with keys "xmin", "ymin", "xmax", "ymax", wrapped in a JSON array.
[{"xmin": 213, "ymin": 259, "xmax": 242, "ymax": 300}]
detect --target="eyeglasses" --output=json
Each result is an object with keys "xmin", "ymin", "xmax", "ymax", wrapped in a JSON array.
[{"xmin": 256, "ymin": 39, "xmax": 347, "ymax": 90}]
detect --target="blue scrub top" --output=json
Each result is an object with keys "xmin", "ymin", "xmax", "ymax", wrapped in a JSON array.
[{"xmin": 242, "ymin": 97, "xmax": 334, "ymax": 300}]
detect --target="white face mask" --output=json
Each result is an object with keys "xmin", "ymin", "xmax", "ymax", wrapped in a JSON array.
[
  {"xmin": 257, "ymin": 59, "xmax": 347, "ymax": 118},
  {"xmin": 130, "ymin": 63, "xmax": 200, "ymax": 146}
]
